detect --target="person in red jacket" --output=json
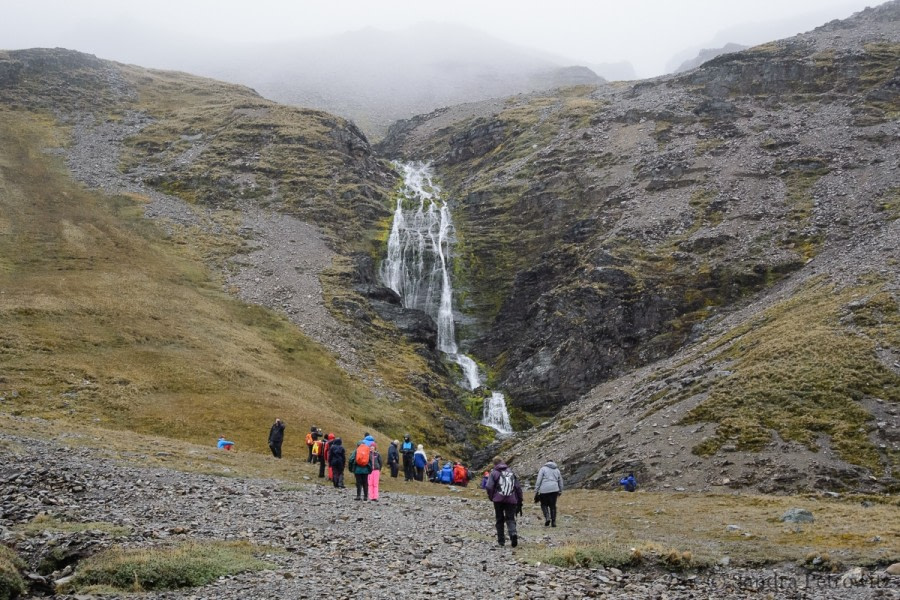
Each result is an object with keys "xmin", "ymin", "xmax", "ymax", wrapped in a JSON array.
[
  {"xmin": 452, "ymin": 462, "xmax": 469, "ymax": 486},
  {"xmin": 485, "ymin": 457, "xmax": 523, "ymax": 547}
]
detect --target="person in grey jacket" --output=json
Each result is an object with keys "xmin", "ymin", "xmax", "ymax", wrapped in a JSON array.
[{"xmin": 535, "ymin": 460, "xmax": 563, "ymax": 527}]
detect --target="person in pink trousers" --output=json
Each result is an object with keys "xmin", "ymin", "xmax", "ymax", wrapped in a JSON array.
[{"xmin": 368, "ymin": 444, "xmax": 383, "ymax": 501}]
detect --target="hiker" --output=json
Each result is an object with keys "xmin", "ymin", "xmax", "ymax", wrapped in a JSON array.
[
  {"xmin": 268, "ymin": 418, "xmax": 285, "ymax": 459},
  {"xmin": 368, "ymin": 443, "xmax": 383, "ymax": 501},
  {"xmin": 535, "ymin": 460, "xmax": 564, "ymax": 527},
  {"xmin": 319, "ymin": 433, "xmax": 334, "ymax": 479},
  {"xmin": 619, "ymin": 472, "xmax": 637, "ymax": 492},
  {"xmin": 311, "ymin": 435, "xmax": 325, "ymax": 465},
  {"xmin": 401, "ymin": 435, "xmax": 415, "ymax": 481},
  {"xmin": 328, "ymin": 437, "xmax": 346, "ymax": 489},
  {"xmin": 428, "ymin": 455, "xmax": 441, "ymax": 482},
  {"xmin": 480, "ymin": 471, "xmax": 490, "ymax": 489},
  {"xmin": 387, "ymin": 439, "xmax": 400, "ymax": 478},
  {"xmin": 306, "ymin": 427, "xmax": 319, "ymax": 463},
  {"xmin": 348, "ymin": 441, "xmax": 373, "ymax": 500},
  {"xmin": 452, "ymin": 462, "xmax": 470, "ymax": 487},
  {"xmin": 413, "ymin": 444, "xmax": 428, "ymax": 481},
  {"xmin": 439, "ymin": 461, "xmax": 454, "ymax": 484},
  {"xmin": 217, "ymin": 436, "xmax": 234, "ymax": 450},
  {"xmin": 485, "ymin": 457, "xmax": 523, "ymax": 547}
]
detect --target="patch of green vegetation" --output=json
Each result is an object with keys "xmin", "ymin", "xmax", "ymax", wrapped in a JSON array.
[
  {"xmin": 689, "ymin": 188, "xmax": 725, "ymax": 226},
  {"xmin": 775, "ymin": 158, "xmax": 830, "ymax": 223},
  {"xmin": 15, "ymin": 514, "xmax": 130, "ymax": 536},
  {"xmin": 682, "ymin": 281, "xmax": 900, "ymax": 473},
  {"xmin": 463, "ymin": 394, "xmax": 485, "ymax": 420},
  {"xmin": 0, "ymin": 546, "xmax": 25, "ymax": 600},
  {"xmin": 59, "ymin": 541, "xmax": 273, "ymax": 593},
  {"xmin": 695, "ymin": 137, "xmax": 726, "ymax": 156},
  {"xmin": 877, "ymin": 188, "xmax": 900, "ymax": 220}
]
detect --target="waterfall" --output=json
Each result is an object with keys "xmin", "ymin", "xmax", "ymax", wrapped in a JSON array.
[{"xmin": 381, "ymin": 162, "xmax": 512, "ymax": 435}]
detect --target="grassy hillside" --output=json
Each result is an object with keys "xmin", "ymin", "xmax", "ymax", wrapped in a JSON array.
[
  {"xmin": 0, "ymin": 48, "xmax": 489, "ymax": 458},
  {"xmin": 0, "ymin": 108, "xmax": 389, "ymax": 452}
]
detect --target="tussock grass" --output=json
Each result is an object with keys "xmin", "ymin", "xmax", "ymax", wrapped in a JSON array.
[
  {"xmin": 681, "ymin": 280, "xmax": 900, "ymax": 473},
  {"xmin": 14, "ymin": 514, "xmax": 130, "ymax": 537},
  {"xmin": 0, "ymin": 546, "xmax": 25, "ymax": 600},
  {"xmin": 60, "ymin": 541, "xmax": 272, "ymax": 593}
]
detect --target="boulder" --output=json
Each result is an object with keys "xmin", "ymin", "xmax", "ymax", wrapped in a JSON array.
[{"xmin": 780, "ymin": 508, "xmax": 814, "ymax": 523}]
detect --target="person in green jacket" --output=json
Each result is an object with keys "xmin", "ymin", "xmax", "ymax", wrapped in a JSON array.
[{"xmin": 348, "ymin": 442, "xmax": 373, "ymax": 501}]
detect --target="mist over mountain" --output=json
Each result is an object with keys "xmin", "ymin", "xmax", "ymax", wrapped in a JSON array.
[
  {"xmin": 664, "ymin": 1, "xmax": 879, "ymax": 73},
  {"xmin": 51, "ymin": 20, "xmax": 603, "ymax": 140},
  {"xmin": 196, "ymin": 23, "xmax": 604, "ymax": 139}
]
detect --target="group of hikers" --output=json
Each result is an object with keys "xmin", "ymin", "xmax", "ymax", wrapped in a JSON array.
[
  {"xmin": 222, "ymin": 419, "xmax": 638, "ymax": 547},
  {"xmin": 300, "ymin": 426, "xmax": 476, "ymax": 501}
]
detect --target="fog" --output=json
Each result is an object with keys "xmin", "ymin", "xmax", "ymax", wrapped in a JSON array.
[{"xmin": 2, "ymin": 0, "xmax": 886, "ymax": 78}]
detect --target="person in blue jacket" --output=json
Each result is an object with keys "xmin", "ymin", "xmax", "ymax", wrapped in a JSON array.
[
  {"xmin": 413, "ymin": 444, "xmax": 428, "ymax": 481},
  {"xmin": 217, "ymin": 436, "xmax": 234, "ymax": 450},
  {"xmin": 619, "ymin": 472, "xmax": 637, "ymax": 492},
  {"xmin": 439, "ymin": 461, "xmax": 454, "ymax": 484}
]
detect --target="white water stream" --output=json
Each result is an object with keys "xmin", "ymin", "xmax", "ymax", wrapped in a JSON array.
[{"xmin": 381, "ymin": 162, "xmax": 512, "ymax": 435}]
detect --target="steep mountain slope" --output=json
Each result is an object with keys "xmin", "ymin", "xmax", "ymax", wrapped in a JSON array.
[
  {"xmin": 673, "ymin": 43, "xmax": 749, "ymax": 74},
  {"xmin": 0, "ymin": 49, "xmax": 485, "ymax": 454},
  {"xmin": 377, "ymin": 2, "xmax": 900, "ymax": 490}
]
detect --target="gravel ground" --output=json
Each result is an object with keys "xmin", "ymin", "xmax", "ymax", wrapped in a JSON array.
[{"xmin": 1, "ymin": 427, "xmax": 897, "ymax": 599}]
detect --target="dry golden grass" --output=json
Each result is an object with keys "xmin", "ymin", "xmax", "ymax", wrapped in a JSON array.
[
  {"xmin": 0, "ymin": 108, "xmax": 391, "ymax": 454},
  {"xmin": 519, "ymin": 488, "xmax": 900, "ymax": 571}
]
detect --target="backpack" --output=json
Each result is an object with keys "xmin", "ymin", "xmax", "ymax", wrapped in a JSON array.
[
  {"xmin": 401, "ymin": 441, "xmax": 413, "ymax": 453},
  {"xmin": 497, "ymin": 470, "xmax": 516, "ymax": 497},
  {"xmin": 312, "ymin": 440, "xmax": 323, "ymax": 456},
  {"xmin": 355, "ymin": 444, "xmax": 371, "ymax": 467},
  {"xmin": 305, "ymin": 432, "xmax": 313, "ymax": 446}
]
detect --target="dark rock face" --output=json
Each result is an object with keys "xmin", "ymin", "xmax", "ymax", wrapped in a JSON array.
[{"xmin": 447, "ymin": 119, "xmax": 506, "ymax": 164}]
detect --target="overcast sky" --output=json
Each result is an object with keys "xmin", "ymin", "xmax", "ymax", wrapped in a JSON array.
[{"xmin": 1, "ymin": 0, "xmax": 888, "ymax": 77}]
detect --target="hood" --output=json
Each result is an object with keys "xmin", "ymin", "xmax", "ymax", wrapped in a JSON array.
[
  {"xmin": 364, "ymin": 435, "xmax": 375, "ymax": 443},
  {"xmin": 327, "ymin": 433, "xmax": 335, "ymax": 440},
  {"xmin": 494, "ymin": 463, "xmax": 509, "ymax": 472},
  {"xmin": 544, "ymin": 461, "xmax": 558, "ymax": 470},
  {"xmin": 333, "ymin": 438, "xmax": 343, "ymax": 446}
]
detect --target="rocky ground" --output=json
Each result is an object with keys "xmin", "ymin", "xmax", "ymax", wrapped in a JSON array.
[{"xmin": 2, "ymin": 427, "xmax": 897, "ymax": 599}]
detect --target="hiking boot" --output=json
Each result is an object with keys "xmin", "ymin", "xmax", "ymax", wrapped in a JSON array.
[
  {"xmin": 545, "ymin": 520, "xmax": 550, "ymax": 527},
  {"xmin": 355, "ymin": 496, "xmax": 361, "ymax": 501},
  {"xmin": 498, "ymin": 538, "xmax": 505, "ymax": 547},
  {"xmin": 510, "ymin": 535, "xmax": 518, "ymax": 548},
  {"xmin": 551, "ymin": 521, "xmax": 556, "ymax": 527}
]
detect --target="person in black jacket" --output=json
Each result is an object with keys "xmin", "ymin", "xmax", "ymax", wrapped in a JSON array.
[
  {"xmin": 400, "ymin": 434, "xmax": 415, "ymax": 482},
  {"xmin": 268, "ymin": 418, "xmax": 285, "ymax": 459},
  {"xmin": 387, "ymin": 439, "xmax": 400, "ymax": 478},
  {"xmin": 328, "ymin": 438, "xmax": 346, "ymax": 489}
]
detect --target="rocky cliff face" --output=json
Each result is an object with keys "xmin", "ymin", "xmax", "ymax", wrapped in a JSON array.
[{"xmin": 378, "ymin": 2, "xmax": 900, "ymax": 491}]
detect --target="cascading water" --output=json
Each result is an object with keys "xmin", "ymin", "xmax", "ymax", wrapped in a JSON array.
[{"xmin": 381, "ymin": 162, "xmax": 512, "ymax": 435}]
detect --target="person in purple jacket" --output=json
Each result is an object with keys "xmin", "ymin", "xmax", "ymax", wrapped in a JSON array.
[{"xmin": 484, "ymin": 457, "xmax": 524, "ymax": 547}]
